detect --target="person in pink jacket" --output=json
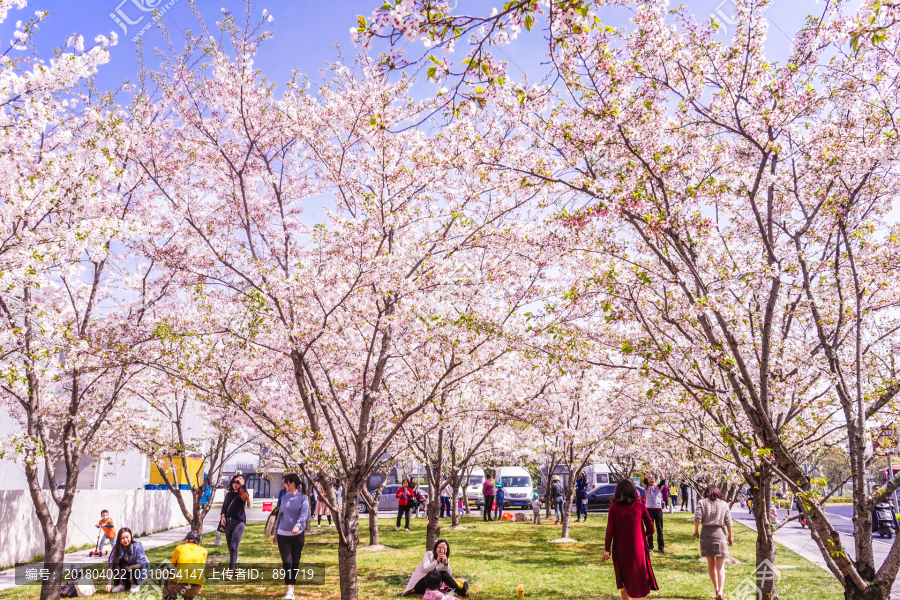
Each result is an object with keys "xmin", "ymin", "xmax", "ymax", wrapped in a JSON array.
[{"xmin": 482, "ymin": 476, "xmax": 495, "ymax": 522}]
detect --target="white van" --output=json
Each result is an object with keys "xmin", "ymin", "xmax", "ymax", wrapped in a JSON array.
[
  {"xmin": 465, "ymin": 467, "xmax": 486, "ymax": 507},
  {"xmin": 583, "ymin": 464, "xmax": 617, "ymax": 492},
  {"xmin": 495, "ymin": 466, "xmax": 534, "ymax": 509}
]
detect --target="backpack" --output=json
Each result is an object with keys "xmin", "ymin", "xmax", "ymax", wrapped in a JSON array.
[{"xmin": 264, "ymin": 505, "xmax": 280, "ymax": 540}]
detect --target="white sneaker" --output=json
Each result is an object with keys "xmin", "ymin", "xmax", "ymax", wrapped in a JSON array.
[
  {"xmin": 396, "ymin": 526, "xmax": 400, "ymax": 531},
  {"xmin": 111, "ymin": 585, "xmax": 125, "ymax": 593},
  {"xmin": 284, "ymin": 590, "xmax": 295, "ymax": 599},
  {"xmin": 329, "ymin": 523, "xmax": 335, "ymax": 527}
]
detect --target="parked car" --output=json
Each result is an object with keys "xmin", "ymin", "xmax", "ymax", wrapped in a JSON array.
[
  {"xmin": 358, "ymin": 483, "xmax": 403, "ymax": 514},
  {"xmin": 496, "ymin": 466, "xmax": 534, "ymax": 509},
  {"xmin": 586, "ymin": 484, "xmax": 646, "ymax": 513}
]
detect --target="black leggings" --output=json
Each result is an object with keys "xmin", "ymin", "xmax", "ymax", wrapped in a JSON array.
[
  {"xmin": 646, "ymin": 508, "xmax": 664, "ymax": 550},
  {"xmin": 483, "ymin": 495, "xmax": 494, "ymax": 521},
  {"xmin": 397, "ymin": 504, "xmax": 411, "ymax": 529},
  {"xmin": 224, "ymin": 520, "xmax": 245, "ymax": 569},
  {"xmin": 413, "ymin": 570, "xmax": 462, "ymax": 594},
  {"xmin": 276, "ymin": 533, "xmax": 305, "ymax": 585}
]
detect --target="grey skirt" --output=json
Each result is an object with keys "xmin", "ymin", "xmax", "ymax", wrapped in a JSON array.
[{"xmin": 700, "ymin": 525, "xmax": 729, "ymax": 558}]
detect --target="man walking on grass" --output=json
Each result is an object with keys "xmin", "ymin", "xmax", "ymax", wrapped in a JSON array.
[{"xmin": 645, "ymin": 475, "xmax": 665, "ymax": 554}]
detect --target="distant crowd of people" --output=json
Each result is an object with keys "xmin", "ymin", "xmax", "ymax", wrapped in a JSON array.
[{"xmin": 84, "ymin": 471, "xmax": 736, "ymax": 600}]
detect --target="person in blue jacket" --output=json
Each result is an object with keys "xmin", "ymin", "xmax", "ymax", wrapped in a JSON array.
[
  {"xmin": 273, "ymin": 473, "xmax": 310, "ymax": 600},
  {"xmin": 494, "ymin": 483, "xmax": 505, "ymax": 520},
  {"xmin": 105, "ymin": 528, "xmax": 150, "ymax": 592},
  {"xmin": 575, "ymin": 471, "xmax": 589, "ymax": 522}
]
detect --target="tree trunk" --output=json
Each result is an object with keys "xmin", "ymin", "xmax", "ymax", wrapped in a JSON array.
[
  {"xmin": 752, "ymin": 474, "xmax": 778, "ymax": 600},
  {"xmin": 450, "ymin": 489, "xmax": 460, "ymax": 527},
  {"xmin": 189, "ymin": 489, "xmax": 210, "ymax": 534},
  {"xmin": 337, "ymin": 493, "xmax": 361, "ymax": 600},
  {"xmin": 367, "ymin": 506, "xmax": 380, "ymax": 546},
  {"xmin": 40, "ymin": 531, "xmax": 67, "ymax": 600},
  {"xmin": 560, "ymin": 494, "xmax": 572, "ymax": 539},
  {"xmin": 843, "ymin": 582, "xmax": 893, "ymax": 600},
  {"xmin": 26, "ymin": 442, "xmax": 78, "ymax": 600},
  {"xmin": 32, "ymin": 490, "xmax": 75, "ymax": 600},
  {"xmin": 425, "ymin": 494, "xmax": 441, "ymax": 550},
  {"xmin": 853, "ymin": 485, "xmax": 876, "ymax": 581}
]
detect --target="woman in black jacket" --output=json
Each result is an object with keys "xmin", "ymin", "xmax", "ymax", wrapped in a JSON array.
[{"xmin": 220, "ymin": 475, "xmax": 249, "ymax": 573}]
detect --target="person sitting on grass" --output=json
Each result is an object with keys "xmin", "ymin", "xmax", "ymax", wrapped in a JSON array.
[
  {"xmin": 163, "ymin": 531, "xmax": 207, "ymax": 600},
  {"xmin": 422, "ymin": 571, "xmax": 448, "ymax": 600},
  {"xmin": 402, "ymin": 539, "xmax": 469, "ymax": 597},
  {"xmin": 105, "ymin": 528, "xmax": 150, "ymax": 593}
]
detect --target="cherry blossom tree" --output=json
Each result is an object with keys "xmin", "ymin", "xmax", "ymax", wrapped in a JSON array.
[
  {"xmin": 126, "ymin": 334, "xmax": 257, "ymax": 534},
  {"xmin": 127, "ymin": 9, "xmax": 556, "ymax": 598},
  {"xmin": 368, "ymin": 1, "xmax": 900, "ymax": 598},
  {"xmin": 400, "ymin": 361, "xmax": 550, "ymax": 549},
  {"xmin": 0, "ymin": 8, "xmax": 161, "ymax": 598},
  {"xmin": 519, "ymin": 367, "xmax": 631, "ymax": 541}
]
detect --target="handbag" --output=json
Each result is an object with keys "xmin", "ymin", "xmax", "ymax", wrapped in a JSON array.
[
  {"xmin": 75, "ymin": 581, "xmax": 96, "ymax": 597},
  {"xmin": 264, "ymin": 505, "xmax": 280, "ymax": 540},
  {"xmin": 218, "ymin": 495, "xmax": 236, "ymax": 533}
]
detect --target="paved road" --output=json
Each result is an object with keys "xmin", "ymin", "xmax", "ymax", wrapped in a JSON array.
[{"xmin": 732, "ymin": 504, "xmax": 900, "ymax": 599}]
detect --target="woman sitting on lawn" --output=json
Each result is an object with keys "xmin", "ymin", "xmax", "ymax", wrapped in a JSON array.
[
  {"xmin": 402, "ymin": 539, "xmax": 469, "ymax": 597},
  {"xmin": 105, "ymin": 528, "xmax": 150, "ymax": 593}
]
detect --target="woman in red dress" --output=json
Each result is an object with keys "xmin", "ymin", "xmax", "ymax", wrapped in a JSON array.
[{"xmin": 603, "ymin": 478, "xmax": 659, "ymax": 600}]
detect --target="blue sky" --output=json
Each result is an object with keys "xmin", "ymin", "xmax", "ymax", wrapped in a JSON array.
[{"xmin": 6, "ymin": 0, "xmax": 828, "ymax": 93}]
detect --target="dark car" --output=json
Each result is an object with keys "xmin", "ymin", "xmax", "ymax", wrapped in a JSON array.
[{"xmin": 586, "ymin": 484, "xmax": 646, "ymax": 513}]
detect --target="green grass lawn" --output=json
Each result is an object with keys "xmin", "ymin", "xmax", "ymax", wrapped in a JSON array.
[{"xmin": 2, "ymin": 513, "xmax": 843, "ymax": 599}]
